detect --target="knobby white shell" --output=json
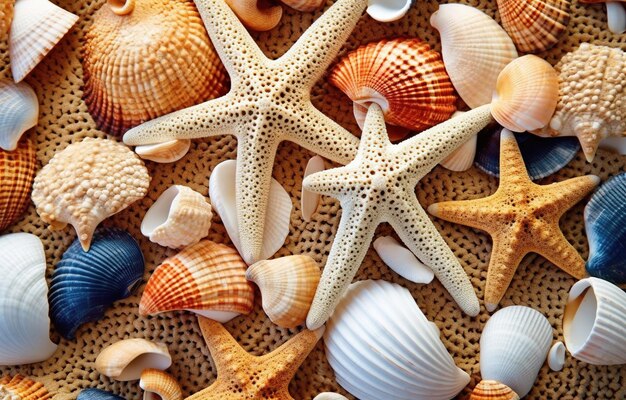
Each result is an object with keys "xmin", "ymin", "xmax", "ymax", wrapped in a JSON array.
[
  {"xmin": 366, "ymin": 0, "xmax": 412, "ymax": 22},
  {"xmin": 0, "ymin": 79, "xmax": 38, "ymax": 151},
  {"xmin": 548, "ymin": 342, "xmax": 566, "ymax": 371},
  {"xmin": 95, "ymin": 339, "xmax": 172, "ymax": 381},
  {"xmin": 372, "ymin": 236, "xmax": 434, "ymax": 283},
  {"xmin": 135, "ymin": 139, "xmax": 191, "ymax": 163},
  {"xmin": 302, "ymin": 156, "xmax": 325, "ymax": 222}
]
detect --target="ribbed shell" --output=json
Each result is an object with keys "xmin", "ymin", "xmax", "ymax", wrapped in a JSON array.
[
  {"xmin": 330, "ymin": 38, "xmax": 456, "ymax": 133},
  {"xmin": 0, "ymin": 79, "xmax": 38, "ymax": 151},
  {"xmin": 470, "ymin": 380, "xmax": 519, "ymax": 400},
  {"xmin": 140, "ymin": 369, "xmax": 183, "ymax": 400},
  {"xmin": 82, "ymin": 0, "xmax": 228, "ymax": 136},
  {"xmin": 77, "ymin": 389, "xmax": 125, "ymax": 400},
  {"xmin": 0, "ymin": 138, "xmax": 35, "ymax": 231},
  {"xmin": 0, "ymin": 375, "xmax": 52, "ymax": 400},
  {"xmin": 48, "ymin": 228, "xmax": 145, "ymax": 339}
]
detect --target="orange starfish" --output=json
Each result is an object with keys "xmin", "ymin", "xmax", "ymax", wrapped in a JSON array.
[{"xmin": 428, "ymin": 130, "xmax": 599, "ymax": 312}]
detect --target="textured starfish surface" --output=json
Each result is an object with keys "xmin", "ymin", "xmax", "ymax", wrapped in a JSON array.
[
  {"xmin": 428, "ymin": 130, "xmax": 599, "ymax": 312},
  {"xmin": 186, "ymin": 317, "xmax": 323, "ymax": 400},
  {"xmin": 123, "ymin": 0, "xmax": 364, "ymax": 264},
  {"xmin": 304, "ymin": 103, "xmax": 494, "ymax": 329}
]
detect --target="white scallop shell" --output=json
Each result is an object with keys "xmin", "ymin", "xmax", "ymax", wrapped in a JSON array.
[
  {"xmin": 0, "ymin": 79, "xmax": 38, "ymax": 151},
  {"xmin": 548, "ymin": 341, "xmax": 565, "ymax": 372},
  {"xmin": 440, "ymin": 112, "xmax": 477, "ymax": 171},
  {"xmin": 372, "ymin": 236, "xmax": 434, "ymax": 283},
  {"xmin": 302, "ymin": 155, "xmax": 325, "ymax": 222},
  {"xmin": 95, "ymin": 338, "xmax": 172, "ymax": 381},
  {"xmin": 0, "ymin": 233, "xmax": 57, "ymax": 365},
  {"xmin": 366, "ymin": 0, "xmax": 412, "ymax": 22},
  {"xmin": 325, "ymin": 280, "xmax": 470, "ymax": 400}
]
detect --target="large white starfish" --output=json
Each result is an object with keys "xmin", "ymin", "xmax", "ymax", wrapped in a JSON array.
[
  {"xmin": 304, "ymin": 103, "xmax": 493, "ymax": 329},
  {"xmin": 123, "ymin": 0, "xmax": 364, "ymax": 263}
]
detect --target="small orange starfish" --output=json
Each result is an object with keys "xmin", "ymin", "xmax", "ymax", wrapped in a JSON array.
[{"xmin": 428, "ymin": 130, "xmax": 599, "ymax": 312}]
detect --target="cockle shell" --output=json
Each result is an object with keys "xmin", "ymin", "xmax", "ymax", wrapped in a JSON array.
[
  {"xmin": 330, "ymin": 38, "xmax": 457, "ymax": 135},
  {"xmin": 302, "ymin": 155, "xmax": 324, "ymax": 222},
  {"xmin": 135, "ymin": 140, "xmax": 191, "ymax": 164},
  {"xmin": 0, "ymin": 0, "xmax": 12, "ymax": 38},
  {"xmin": 9, "ymin": 0, "xmax": 78, "ymax": 82},
  {"xmin": 533, "ymin": 43, "xmax": 626, "ymax": 162},
  {"xmin": 246, "ymin": 255, "xmax": 321, "ymax": 328},
  {"xmin": 140, "ymin": 369, "xmax": 182, "ymax": 400},
  {"xmin": 141, "ymin": 185, "xmax": 212, "ymax": 249},
  {"xmin": 83, "ymin": 0, "xmax": 228, "ymax": 136},
  {"xmin": 95, "ymin": 339, "xmax": 172, "ymax": 381},
  {"xmin": 49, "ymin": 228, "xmax": 145, "ymax": 339},
  {"xmin": 0, "ymin": 79, "xmax": 38, "ymax": 151},
  {"xmin": 563, "ymin": 277, "xmax": 626, "ymax": 365},
  {"xmin": 430, "ymin": 3, "xmax": 518, "ymax": 109},
  {"xmin": 77, "ymin": 389, "xmax": 125, "ymax": 400},
  {"xmin": 372, "ymin": 236, "xmax": 434, "ymax": 284},
  {"xmin": 139, "ymin": 240, "xmax": 254, "ymax": 322},
  {"xmin": 440, "ymin": 111, "xmax": 478, "ymax": 171},
  {"xmin": 496, "ymin": 0, "xmax": 570, "ymax": 53},
  {"xmin": 223, "ymin": 0, "xmax": 283, "ymax": 32},
  {"xmin": 366, "ymin": 0, "xmax": 412, "ymax": 22},
  {"xmin": 325, "ymin": 280, "xmax": 470, "ymax": 400},
  {"xmin": 548, "ymin": 341, "xmax": 566, "ymax": 371},
  {"xmin": 0, "ymin": 233, "xmax": 57, "ymax": 365},
  {"xmin": 469, "ymin": 380, "xmax": 519, "ymax": 400},
  {"xmin": 0, "ymin": 138, "xmax": 36, "ymax": 231},
  {"xmin": 0, "ymin": 375, "xmax": 52, "ymax": 399},
  {"xmin": 32, "ymin": 138, "xmax": 150, "ymax": 251}
]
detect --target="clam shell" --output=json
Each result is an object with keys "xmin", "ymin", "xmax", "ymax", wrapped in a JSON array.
[
  {"xmin": 0, "ymin": 138, "xmax": 36, "ymax": 231},
  {"xmin": 479, "ymin": 306, "xmax": 552, "ymax": 398},
  {"xmin": 372, "ymin": 236, "xmax": 434, "ymax": 284},
  {"xmin": 32, "ymin": 138, "xmax": 150, "ymax": 251},
  {"xmin": 470, "ymin": 380, "xmax": 519, "ymax": 400},
  {"xmin": 139, "ymin": 240, "xmax": 254, "ymax": 322},
  {"xmin": 330, "ymin": 38, "xmax": 457, "ymax": 133},
  {"xmin": 48, "ymin": 228, "xmax": 145, "ymax": 339},
  {"xmin": 366, "ymin": 0, "xmax": 412, "ymax": 22},
  {"xmin": 0, "ymin": 79, "xmax": 38, "ymax": 151},
  {"xmin": 325, "ymin": 280, "xmax": 470, "ymax": 400},
  {"xmin": 9, "ymin": 0, "xmax": 78, "ymax": 82},
  {"xmin": 135, "ymin": 139, "xmax": 191, "ymax": 164},
  {"xmin": 281, "ymin": 0, "xmax": 325, "ymax": 12},
  {"xmin": 141, "ymin": 185, "xmax": 212, "ymax": 249},
  {"xmin": 430, "ymin": 3, "xmax": 518, "ymax": 109},
  {"xmin": 313, "ymin": 394, "xmax": 349, "ymax": 400},
  {"xmin": 246, "ymin": 255, "xmax": 321, "ymax": 328},
  {"xmin": 83, "ymin": 0, "xmax": 228, "ymax": 136},
  {"xmin": 440, "ymin": 112, "xmax": 478, "ymax": 172},
  {"xmin": 302, "ymin": 155, "xmax": 324, "ymax": 222},
  {"xmin": 209, "ymin": 159, "xmax": 292, "ymax": 265},
  {"xmin": 224, "ymin": 0, "xmax": 283, "ymax": 31},
  {"xmin": 548, "ymin": 341, "xmax": 565, "ymax": 371},
  {"xmin": 77, "ymin": 389, "xmax": 125, "ymax": 400},
  {"xmin": 95, "ymin": 339, "xmax": 172, "ymax": 381},
  {"xmin": 0, "ymin": 233, "xmax": 57, "ymax": 365},
  {"xmin": 0, "ymin": 375, "xmax": 52, "ymax": 399},
  {"xmin": 563, "ymin": 277, "xmax": 626, "ymax": 365},
  {"xmin": 140, "ymin": 369, "xmax": 182, "ymax": 400}
]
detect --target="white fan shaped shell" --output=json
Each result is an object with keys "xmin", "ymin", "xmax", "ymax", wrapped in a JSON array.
[
  {"xmin": 0, "ymin": 233, "xmax": 57, "ymax": 365},
  {"xmin": 372, "ymin": 236, "xmax": 434, "ymax": 284},
  {"xmin": 325, "ymin": 280, "xmax": 470, "ymax": 400},
  {"xmin": 0, "ymin": 79, "xmax": 38, "ymax": 151}
]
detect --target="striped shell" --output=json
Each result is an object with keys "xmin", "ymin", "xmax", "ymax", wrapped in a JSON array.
[
  {"xmin": 470, "ymin": 380, "xmax": 520, "ymax": 400},
  {"xmin": 140, "ymin": 369, "xmax": 183, "ymax": 400},
  {"xmin": 0, "ymin": 375, "xmax": 52, "ymax": 400},
  {"xmin": 0, "ymin": 138, "xmax": 35, "ymax": 231}
]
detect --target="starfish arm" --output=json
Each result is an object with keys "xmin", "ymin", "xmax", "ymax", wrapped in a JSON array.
[
  {"xmin": 196, "ymin": 317, "xmax": 249, "ymax": 374},
  {"xmin": 303, "ymin": 167, "xmax": 356, "ymax": 197},
  {"xmin": 540, "ymin": 175, "xmax": 601, "ymax": 214},
  {"xmin": 496, "ymin": 130, "xmax": 533, "ymax": 186},
  {"xmin": 427, "ymin": 196, "xmax": 497, "ymax": 234},
  {"xmin": 358, "ymin": 103, "xmax": 392, "ymax": 151},
  {"xmin": 532, "ymin": 226, "xmax": 587, "ymax": 279},
  {"xmin": 483, "ymin": 236, "xmax": 527, "ymax": 312}
]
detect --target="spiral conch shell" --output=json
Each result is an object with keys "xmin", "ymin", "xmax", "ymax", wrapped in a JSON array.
[
  {"xmin": 0, "ymin": 375, "xmax": 52, "ymax": 399},
  {"xmin": 32, "ymin": 138, "xmax": 150, "ymax": 251},
  {"xmin": 0, "ymin": 138, "xmax": 36, "ymax": 231}
]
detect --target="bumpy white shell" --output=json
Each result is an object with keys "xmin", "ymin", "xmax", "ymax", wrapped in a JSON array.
[
  {"xmin": 0, "ymin": 233, "xmax": 57, "ymax": 365},
  {"xmin": 325, "ymin": 280, "xmax": 470, "ymax": 400},
  {"xmin": 372, "ymin": 236, "xmax": 434, "ymax": 283},
  {"xmin": 95, "ymin": 339, "xmax": 172, "ymax": 381},
  {"xmin": 0, "ymin": 79, "xmax": 38, "ymax": 151}
]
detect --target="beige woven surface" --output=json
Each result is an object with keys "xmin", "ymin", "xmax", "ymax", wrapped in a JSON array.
[{"xmin": 0, "ymin": 0, "xmax": 625, "ymax": 398}]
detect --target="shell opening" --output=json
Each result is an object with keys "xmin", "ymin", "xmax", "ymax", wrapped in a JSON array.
[
  {"xmin": 108, "ymin": 0, "xmax": 135, "ymax": 15},
  {"xmin": 563, "ymin": 282, "xmax": 597, "ymax": 354},
  {"xmin": 118, "ymin": 353, "xmax": 172, "ymax": 381},
  {"xmin": 141, "ymin": 187, "xmax": 180, "ymax": 236}
]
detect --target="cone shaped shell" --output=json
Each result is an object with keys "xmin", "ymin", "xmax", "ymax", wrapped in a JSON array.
[
  {"xmin": 325, "ymin": 280, "xmax": 470, "ymax": 400},
  {"xmin": 430, "ymin": 4, "xmax": 518, "ymax": 109},
  {"xmin": 83, "ymin": 0, "xmax": 228, "ymax": 136},
  {"xmin": 77, "ymin": 389, "xmax": 125, "ymax": 400},
  {"xmin": 0, "ymin": 79, "xmax": 38, "ymax": 151},
  {"xmin": 330, "ymin": 38, "xmax": 456, "ymax": 132},
  {"xmin": 95, "ymin": 339, "xmax": 172, "ymax": 381},
  {"xmin": 470, "ymin": 380, "xmax": 519, "ymax": 400},
  {"xmin": 9, "ymin": 0, "xmax": 78, "ymax": 82},
  {"xmin": 139, "ymin": 240, "xmax": 254, "ymax": 320},
  {"xmin": 246, "ymin": 255, "xmax": 321, "ymax": 328},
  {"xmin": 140, "ymin": 369, "xmax": 182, "ymax": 400},
  {"xmin": 0, "ymin": 138, "xmax": 36, "ymax": 231},
  {"xmin": 0, "ymin": 375, "xmax": 52, "ymax": 399},
  {"xmin": 135, "ymin": 139, "xmax": 191, "ymax": 164}
]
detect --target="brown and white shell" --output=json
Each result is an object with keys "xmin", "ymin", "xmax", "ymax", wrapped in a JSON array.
[
  {"xmin": 140, "ymin": 369, "xmax": 183, "ymax": 400},
  {"xmin": 0, "ymin": 138, "xmax": 35, "ymax": 231},
  {"xmin": 0, "ymin": 375, "xmax": 52, "ymax": 399},
  {"xmin": 470, "ymin": 380, "xmax": 520, "ymax": 400}
]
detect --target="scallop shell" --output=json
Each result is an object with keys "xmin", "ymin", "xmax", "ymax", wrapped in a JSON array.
[
  {"xmin": 496, "ymin": 0, "xmax": 570, "ymax": 53},
  {"xmin": 563, "ymin": 277, "xmax": 626, "ymax": 365},
  {"xmin": 330, "ymin": 38, "xmax": 457, "ymax": 133},
  {"xmin": 140, "ymin": 369, "xmax": 182, "ymax": 400},
  {"xmin": 83, "ymin": 0, "xmax": 228, "ymax": 136},
  {"xmin": 223, "ymin": 0, "xmax": 283, "ymax": 32},
  {"xmin": 366, "ymin": 0, "xmax": 412, "ymax": 22},
  {"xmin": 141, "ymin": 185, "xmax": 212, "ymax": 249},
  {"xmin": 324, "ymin": 280, "xmax": 470, "ymax": 400},
  {"xmin": 479, "ymin": 306, "xmax": 552, "ymax": 398},
  {"xmin": 440, "ymin": 114, "xmax": 478, "ymax": 172},
  {"xmin": 470, "ymin": 380, "xmax": 519, "ymax": 400},
  {"xmin": 31, "ymin": 138, "xmax": 150, "ymax": 251},
  {"xmin": 246, "ymin": 255, "xmax": 321, "ymax": 328},
  {"xmin": 0, "ymin": 79, "xmax": 38, "ymax": 151},
  {"xmin": 135, "ymin": 139, "xmax": 191, "ymax": 164},
  {"xmin": 0, "ymin": 138, "xmax": 36, "ymax": 231},
  {"xmin": 139, "ymin": 240, "xmax": 254, "ymax": 322},
  {"xmin": 9, "ymin": 0, "xmax": 78, "ymax": 82},
  {"xmin": 96, "ymin": 339, "xmax": 172, "ymax": 381},
  {"xmin": 0, "ymin": 233, "xmax": 57, "ymax": 365},
  {"xmin": 0, "ymin": 375, "xmax": 52, "ymax": 399},
  {"xmin": 77, "ymin": 389, "xmax": 125, "ymax": 400},
  {"xmin": 48, "ymin": 228, "xmax": 145, "ymax": 340},
  {"xmin": 430, "ymin": 3, "xmax": 518, "ymax": 109},
  {"xmin": 372, "ymin": 236, "xmax": 434, "ymax": 284},
  {"xmin": 302, "ymin": 155, "xmax": 324, "ymax": 222},
  {"xmin": 0, "ymin": 1, "xmax": 12, "ymax": 38},
  {"xmin": 548, "ymin": 342, "xmax": 565, "ymax": 371}
]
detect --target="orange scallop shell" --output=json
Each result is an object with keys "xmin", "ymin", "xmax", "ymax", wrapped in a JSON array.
[
  {"xmin": 0, "ymin": 375, "xmax": 52, "ymax": 399},
  {"xmin": 0, "ymin": 139, "xmax": 36, "ymax": 231},
  {"xmin": 470, "ymin": 380, "xmax": 520, "ymax": 400}
]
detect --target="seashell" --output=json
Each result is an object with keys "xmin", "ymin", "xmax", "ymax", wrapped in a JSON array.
[
  {"xmin": 430, "ymin": 4, "xmax": 518, "ymax": 109},
  {"xmin": 95, "ymin": 339, "xmax": 172, "ymax": 381},
  {"xmin": 599, "ymin": 136, "xmax": 626, "ymax": 155},
  {"xmin": 141, "ymin": 185, "xmax": 212, "ymax": 249},
  {"xmin": 372, "ymin": 236, "xmax": 434, "ymax": 284},
  {"xmin": 478, "ymin": 306, "xmax": 552, "ymax": 398},
  {"xmin": 330, "ymin": 38, "xmax": 457, "ymax": 134},
  {"xmin": 366, "ymin": 0, "xmax": 412, "ymax": 22},
  {"xmin": 246, "ymin": 255, "xmax": 321, "ymax": 328},
  {"xmin": 313, "ymin": 393, "xmax": 349, "ymax": 400},
  {"xmin": 325, "ymin": 280, "xmax": 470, "ymax": 400},
  {"xmin": 223, "ymin": 0, "xmax": 283, "ymax": 32},
  {"xmin": 352, "ymin": 102, "xmax": 412, "ymax": 141},
  {"xmin": 475, "ymin": 123, "xmax": 579, "ymax": 180},
  {"xmin": 548, "ymin": 342, "xmax": 565, "ymax": 371},
  {"xmin": 469, "ymin": 380, "xmax": 519, "ymax": 400},
  {"xmin": 83, "ymin": 0, "xmax": 228, "ymax": 136},
  {"xmin": 209, "ymin": 159, "xmax": 291, "ymax": 265},
  {"xmin": 0, "ymin": 1, "xmax": 12, "ymax": 38},
  {"xmin": 440, "ymin": 112, "xmax": 478, "ymax": 171},
  {"xmin": 48, "ymin": 228, "xmax": 145, "ymax": 339},
  {"xmin": 0, "ymin": 138, "xmax": 36, "ymax": 231},
  {"xmin": 140, "ymin": 369, "xmax": 182, "ymax": 400},
  {"xmin": 0, "ymin": 233, "xmax": 57, "ymax": 365},
  {"xmin": 32, "ymin": 138, "xmax": 150, "ymax": 251},
  {"xmin": 579, "ymin": 0, "xmax": 626, "ymax": 34},
  {"xmin": 302, "ymin": 155, "xmax": 324, "ymax": 222},
  {"xmin": 135, "ymin": 139, "xmax": 191, "ymax": 164},
  {"xmin": 562, "ymin": 277, "xmax": 626, "ymax": 365},
  {"xmin": 532, "ymin": 44, "xmax": 626, "ymax": 162},
  {"xmin": 9, "ymin": 0, "xmax": 78, "ymax": 82},
  {"xmin": 0, "ymin": 79, "xmax": 38, "ymax": 151},
  {"xmin": 496, "ymin": 0, "xmax": 570, "ymax": 53},
  {"xmin": 77, "ymin": 389, "xmax": 125, "ymax": 400},
  {"xmin": 281, "ymin": 0, "xmax": 325, "ymax": 12},
  {"xmin": 491, "ymin": 55, "xmax": 559, "ymax": 132},
  {"xmin": 0, "ymin": 375, "xmax": 52, "ymax": 399},
  {"xmin": 139, "ymin": 240, "xmax": 254, "ymax": 322}
]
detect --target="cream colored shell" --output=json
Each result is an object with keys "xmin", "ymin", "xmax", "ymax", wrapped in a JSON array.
[
  {"xmin": 0, "ymin": 375, "xmax": 52, "ymax": 400},
  {"xmin": 95, "ymin": 339, "xmax": 172, "ymax": 381},
  {"xmin": 140, "ymin": 369, "xmax": 183, "ymax": 400},
  {"xmin": 135, "ymin": 140, "xmax": 191, "ymax": 164}
]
